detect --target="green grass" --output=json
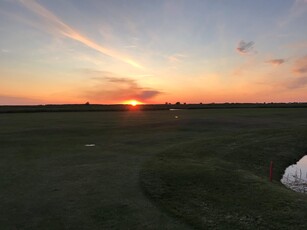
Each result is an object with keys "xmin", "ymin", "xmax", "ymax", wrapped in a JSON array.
[
  {"xmin": 140, "ymin": 109, "xmax": 307, "ymax": 229},
  {"xmin": 1, "ymin": 109, "xmax": 307, "ymax": 229}
]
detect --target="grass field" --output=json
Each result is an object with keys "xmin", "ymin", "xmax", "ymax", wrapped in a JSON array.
[{"xmin": 1, "ymin": 108, "xmax": 307, "ymax": 229}]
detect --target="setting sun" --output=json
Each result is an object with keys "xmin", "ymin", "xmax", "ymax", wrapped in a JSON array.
[{"xmin": 123, "ymin": 100, "xmax": 143, "ymax": 106}]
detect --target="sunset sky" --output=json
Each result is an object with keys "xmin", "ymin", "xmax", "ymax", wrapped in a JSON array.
[{"xmin": 1, "ymin": 0, "xmax": 307, "ymax": 105}]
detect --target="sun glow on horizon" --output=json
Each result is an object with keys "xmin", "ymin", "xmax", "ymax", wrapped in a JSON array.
[{"xmin": 123, "ymin": 100, "xmax": 143, "ymax": 106}]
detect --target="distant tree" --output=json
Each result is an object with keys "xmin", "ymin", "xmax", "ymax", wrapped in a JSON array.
[
  {"xmin": 200, "ymin": 102, "xmax": 203, "ymax": 104},
  {"xmin": 85, "ymin": 102, "xmax": 90, "ymax": 105},
  {"xmin": 175, "ymin": 102, "xmax": 181, "ymax": 105},
  {"xmin": 183, "ymin": 102, "xmax": 186, "ymax": 105}
]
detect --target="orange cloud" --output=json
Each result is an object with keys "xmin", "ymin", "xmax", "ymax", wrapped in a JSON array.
[
  {"xmin": 19, "ymin": 0, "xmax": 143, "ymax": 69},
  {"xmin": 266, "ymin": 59, "xmax": 286, "ymax": 66},
  {"xmin": 80, "ymin": 69, "xmax": 162, "ymax": 103}
]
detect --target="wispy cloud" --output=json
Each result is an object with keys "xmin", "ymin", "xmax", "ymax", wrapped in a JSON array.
[
  {"xmin": 266, "ymin": 59, "xmax": 286, "ymax": 66},
  {"xmin": 293, "ymin": 55, "xmax": 307, "ymax": 74},
  {"xmin": 1, "ymin": 49, "xmax": 10, "ymax": 53},
  {"xmin": 80, "ymin": 69, "xmax": 162, "ymax": 103},
  {"xmin": 18, "ymin": 0, "xmax": 143, "ymax": 69},
  {"xmin": 236, "ymin": 40, "xmax": 256, "ymax": 55},
  {"xmin": 280, "ymin": 0, "xmax": 307, "ymax": 26},
  {"xmin": 285, "ymin": 40, "xmax": 307, "ymax": 51},
  {"xmin": 124, "ymin": 45, "xmax": 137, "ymax": 49},
  {"xmin": 168, "ymin": 53, "xmax": 186, "ymax": 64},
  {"xmin": 0, "ymin": 94, "xmax": 43, "ymax": 105},
  {"xmin": 286, "ymin": 76, "xmax": 307, "ymax": 89}
]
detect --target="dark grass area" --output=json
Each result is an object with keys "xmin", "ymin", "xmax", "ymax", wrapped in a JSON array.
[
  {"xmin": 1, "ymin": 108, "xmax": 307, "ymax": 229},
  {"xmin": 0, "ymin": 111, "xmax": 192, "ymax": 229},
  {"xmin": 140, "ymin": 108, "xmax": 307, "ymax": 229}
]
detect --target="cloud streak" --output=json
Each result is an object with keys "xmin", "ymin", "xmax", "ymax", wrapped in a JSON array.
[
  {"xmin": 18, "ymin": 0, "xmax": 143, "ymax": 69},
  {"xmin": 266, "ymin": 59, "xmax": 286, "ymax": 66},
  {"xmin": 280, "ymin": 0, "xmax": 307, "ymax": 26}
]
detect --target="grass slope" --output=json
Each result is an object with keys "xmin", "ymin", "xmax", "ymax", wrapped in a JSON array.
[
  {"xmin": 140, "ymin": 108, "xmax": 307, "ymax": 229},
  {"xmin": 1, "ymin": 109, "xmax": 307, "ymax": 229}
]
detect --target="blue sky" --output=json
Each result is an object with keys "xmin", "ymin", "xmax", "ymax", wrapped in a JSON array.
[{"xmin": 1, "ymin": 0, "xmax": 307, "ymax": 104}]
